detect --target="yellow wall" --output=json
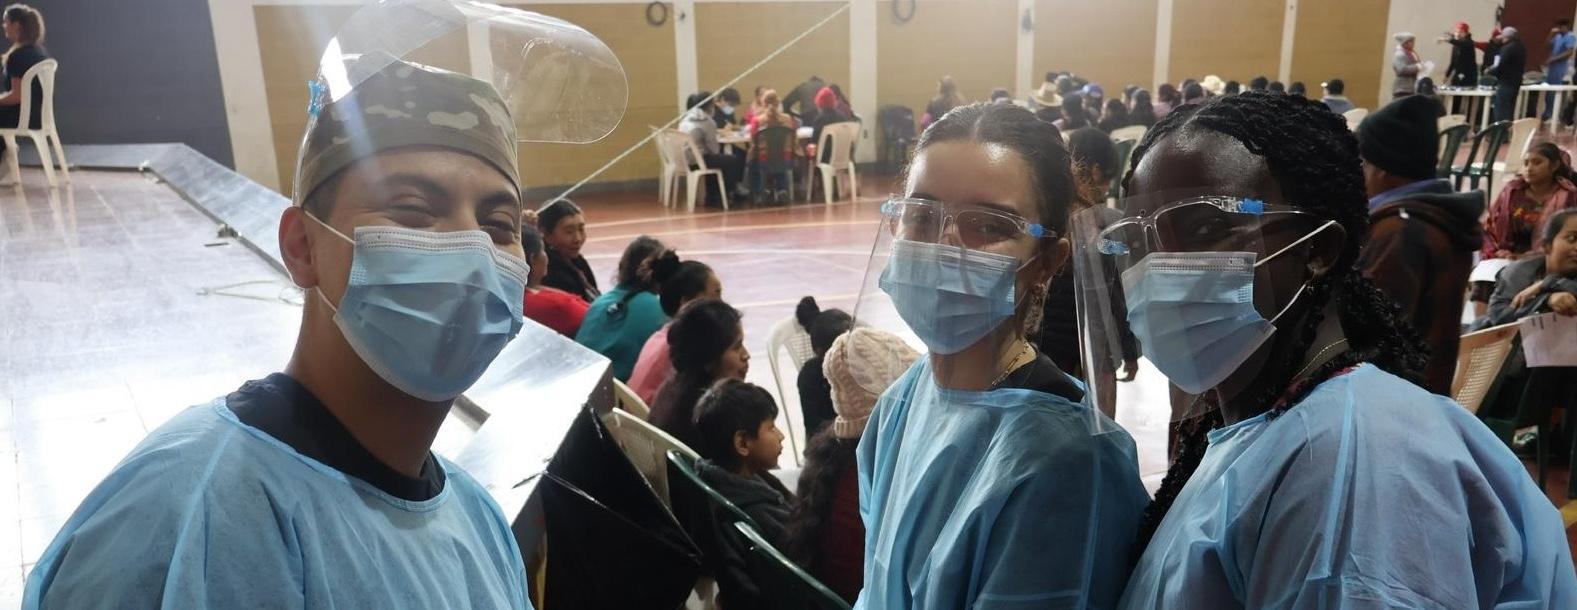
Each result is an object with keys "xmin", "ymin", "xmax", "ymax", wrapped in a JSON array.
[
  {"xmin": 508, "ymin": 4, "xmax": 678, "ymax": 193},
  {"xmin": 255, "ymin": 3, "xmax": 672, "ymax": 196},
  {"xmin": 255, "ymin": 5, "xmax": 359, "ymax": 195},
  {"xmin": 877, "ymin": 0, "xmax": 1018, "ymax": 119},
  {"xmin": 1034, "ymin": 0, "xmax": 1156, "ymax": 95},
  {"xmin": 695, "ymin": 2, "xmax": 849, "ymax": 105},
  {"xmin": 1168, "ymin": 0, "xmax": 1285, "ymax": 84},
  {"xmin": 1289, "ymin": 0, "xmax": 1392, "ymax": 109}
]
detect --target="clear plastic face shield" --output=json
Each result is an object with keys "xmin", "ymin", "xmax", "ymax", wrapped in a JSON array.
[
  {"xmin": 294, "ymin": 0, "xmax": 629, "ymax": 202},
  {"xmin": 852, "ymin": 196, "xmax": 1050, "ymax": 356},
  {"xmin": 1071, "ymin": 191, "xmax": 1337, "ymax": 423}
]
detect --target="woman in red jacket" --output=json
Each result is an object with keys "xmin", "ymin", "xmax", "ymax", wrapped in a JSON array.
[
  {"xmin": 1474, "ymin": 142, "xmax": 1577, "ymax": 314},
  {"xmin": 521, "ymin": 224, "xmax": 589, "ymax": 337}
]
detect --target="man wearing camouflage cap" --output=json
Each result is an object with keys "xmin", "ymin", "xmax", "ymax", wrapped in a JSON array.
[{"xmin": 25, "ymin": 57, "xmax": 537, "ymax": 609}]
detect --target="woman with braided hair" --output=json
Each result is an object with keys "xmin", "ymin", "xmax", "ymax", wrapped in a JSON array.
[{"xmin": 1066, "ymin": 91, "xmax": 1576, "ymax": 608}]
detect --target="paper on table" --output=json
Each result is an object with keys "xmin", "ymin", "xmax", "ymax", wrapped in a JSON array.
[
  {"xmin": 1519, "ymin": 311, "xmax": 1577, "ymax": 367},
  {"xmin": 1470, "ymin": 257, "xmax": 1514, "ymax": 283}
]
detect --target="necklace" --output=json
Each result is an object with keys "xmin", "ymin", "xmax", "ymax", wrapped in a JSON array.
[
  {"xmin": 1292, "ymin": 338, "xmax": 1349, "ymax": 380},
  {"xmin": 991, "ymin": 340, "xmax": 1036, "ymax": 387}
]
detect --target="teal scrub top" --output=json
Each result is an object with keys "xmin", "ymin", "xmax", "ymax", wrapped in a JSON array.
[
  {"xmin": 1120, "ymin": 364, "xmax": 1577, "ymax": 609},
  {"xmin": 856, "ymin": 360, "xmax": 1149, "ymax": 609},
  {"xmin": 24, "ymin": 400, "xmax": 531, "ymax": 610},
  {"xmin": 575, "ymin": 285, "xmax": 667, "ymax": 381}
]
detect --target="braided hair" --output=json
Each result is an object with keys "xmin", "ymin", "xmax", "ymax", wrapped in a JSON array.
[{"xmin": 1126, "ymin": 91, "xmax": 1428, "ymax": 549}]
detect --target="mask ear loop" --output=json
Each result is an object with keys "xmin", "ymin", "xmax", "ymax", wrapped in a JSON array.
[
  {"xmin": 1254, "ymin": 219, "xmax": 1339, "ymax": 325},
  {"xmin": 301, "ymin": 210, "xmax": 355, "ymax": 313}
]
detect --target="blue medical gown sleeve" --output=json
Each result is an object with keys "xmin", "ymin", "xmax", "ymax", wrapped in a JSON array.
[
  {"xmin": 27, "ymin": 420, "xmax": 307, "ymax": 609},
  {"xmin": 1124, "ymin": 366, "xmax": 1577, "ymax": 609},
  {"xmin": 1233, "ymin": 374, "xmax": 1576, "ymax": 609},
  {"xmin": 972, "ymin": 434, "xmax": 1148, "ymax": 609},
  {"xmin": 25, "ymin": 402, "xmax": 532, "ymax": 610}
]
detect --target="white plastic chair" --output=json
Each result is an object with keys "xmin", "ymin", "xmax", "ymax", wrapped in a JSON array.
[
  {"xmin": 1342, "ymin": 108, "xmax": 1369, "ymax": 131},
  {"xmin": 612, "ymin": 378, "xmax": 650, "ymax": 419},
  {"xmin": 600, "ymin": 407, "xmax": 698, "ymax": 507},
  {"xmin": 652, "ymin": 127, "xmax": 679, "ymax": 208},
  {"xmin": 1490, "ymin": 117, "xmax": 1540, "ymax": 196},
  {"xmin": 1110, "ymin": 125, "xmax": 1147, "ymax": 143},
  {"xmin": 1451, "ymin": 322, "xmax": 1520, "ymax": 413},
  {"xmin": 765, "ymin": 315, "xmax": 817, "ymax": 466},
  {"xmin": 665, "ymin": 130, "xmax": 729, "ymax": 212},
  {"xmin": 0, "ymin": 58, "xmax": 67, "ymax": 186},
  {"xmin": 1438, "ymin": 114, "xmax": 1467, "ymax": 131},
  {"xmin": 807, "ymin": 122, "xmax": 860, "ymax": 205}
]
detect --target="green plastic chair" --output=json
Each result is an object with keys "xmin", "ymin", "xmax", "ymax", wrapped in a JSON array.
[
  {"xmin": 1436, "ymin": 123, "xmax": 1470, "ymax": 179},
  {"xmin": 667, "ymin": 450, "xmax": 764, "ymax": 607},
  {"xmin": 734, "ymin": 522, "xmax": 853, "ymax": 610},
  {"xmin": 1450, "ymin": 120, "xmax": 1511, "ymax": 191}
]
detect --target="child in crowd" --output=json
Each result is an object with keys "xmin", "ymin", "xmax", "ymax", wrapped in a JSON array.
[
  {"xmin": 792, "ymin": 296, "xmax": 851, "ymax": 437},
  {"xmin": 783, "ymin": 328, "xmax": 918, "ymax": 604},
  {"xmin": 692, "ymin": 379, "xmax": 793, "ymax": 544}
]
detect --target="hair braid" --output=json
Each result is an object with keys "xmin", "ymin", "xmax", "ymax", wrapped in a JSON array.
[{"xmin": 1126, "ymin": 91, "xmax": 1428, "ymax": 551}]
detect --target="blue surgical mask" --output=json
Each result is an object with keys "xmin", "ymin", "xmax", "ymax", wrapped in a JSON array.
[
  {"xmin": 720, "ymin": 104, "xmax": 735, "ymax": 117},
  {"xmin": 1120, "ymin": 221, "xmax": 1335, "ymax": 394},
  {"xmin": 309, "ymin": 216, "xmax": 530, "ymax": 401},
  {"xmin": 879, "ymin": 240, "xmax": 1022, "ymax": 355}
]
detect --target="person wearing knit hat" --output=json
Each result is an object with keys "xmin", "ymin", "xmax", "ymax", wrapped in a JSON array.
[
  {"xmin": 1391, "ymin": 31, "xmax": 1431, "ymax": 99},
  {"xmin": 1358, "ymin": 94, "xmax": 1485, "ymax": 394},
  {"xmin": 781, "ymin": 328, "xmax": 918, "ymax": 604},
  {"xmin": 24, "ymin": 4, "xmax": 624, "ymax": 608}
]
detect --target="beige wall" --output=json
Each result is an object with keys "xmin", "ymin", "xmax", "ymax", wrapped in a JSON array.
[
  {"xmin": 695, "ymin": 2, "xmax": 849, "ymax": 106},
  {"xmin": 509, "ymin": 3, "xmax": 678, "ymax": 193},
  {"xmin": 1034, "ymin": 0, "xmax": 1157, "ymax": 94},
  {"xmin": 1169, "ymin": 0, "xmax": 1285, "ymax": 84},
  {"xmin": 1290, "ymin": 0, "xmax": 1392, "ymax": 109},
  {"xmin": 877, "ymin": 0, "xmax": 1018, "ymax": 120},
  {"xmin": 233, "ymin": 0, "xmax": 1422, "ymax": 192}
]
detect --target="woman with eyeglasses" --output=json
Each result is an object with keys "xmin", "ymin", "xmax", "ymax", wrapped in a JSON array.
[
  {"xmin": 855, "ymin": 102, "xmax": 1147, "ymax": 609},
  {"xmin": 1082, "ymin": 92, "xmax": 1576, "ymax": 608}
]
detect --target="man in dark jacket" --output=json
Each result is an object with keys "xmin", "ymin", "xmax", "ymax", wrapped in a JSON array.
[
  {"xmin": 1357, "ymin": 95, "xmax": 1485, "ymax": 395},
  {"xmin": 1486, "ymin": 27, "xmax": 1526, "ymax": 122}
]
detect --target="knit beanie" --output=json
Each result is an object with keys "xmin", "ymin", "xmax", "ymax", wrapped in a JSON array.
[
  {"xmin": 1357, "ymin": 95, "xmax": 1439, "ymax": 181},
  {"xmin": 823, "ymin": 328, "xmax": 920, "ymax": 439},
  {"xmin": 815, "ymin": 87, "xmax": 838, "ymax": 111}
]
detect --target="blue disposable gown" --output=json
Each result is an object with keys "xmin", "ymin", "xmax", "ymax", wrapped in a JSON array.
[
  {"xmin": 1120, "ymin": 364, "xmax": 1577, "ymax": 609},
  {"xmin": 24, "ymin": 400, "xmax": 532, "ymax": 610},
  {"xmin": 856, "ymin": 360, "xmax": 1150, "ymax": 609}
]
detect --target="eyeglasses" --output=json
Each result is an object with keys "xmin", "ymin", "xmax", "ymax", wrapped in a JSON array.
[
  {"xmin": 1096, "ymin": 197, "xmax": 1312, "ymax": 257},
  {"xmin": 882, "ymin": 197, "xmax": 1049, "ymax": 249}
]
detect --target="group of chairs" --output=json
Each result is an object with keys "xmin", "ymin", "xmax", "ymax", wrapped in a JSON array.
[
  {"xmin": 594, "ymin": 308, "xmax": 843, "ymax": 609},
  {"xmin": 1440, "ymin": 115, "xmax": 1539, "ymax": 195},
  {"xmin": 602, "ymin": 379, "xmax": 849, "ymax": 610},
  {"xmin": 1453, "ymin": 322, "xmax": 1573, "ymax": 489},
  {"xmin": 653, "ymin": 122, "xmax": 862, "ymax": 212}
]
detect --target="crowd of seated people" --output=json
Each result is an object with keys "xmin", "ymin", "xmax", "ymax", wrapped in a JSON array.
[{"xmin": 516, "ymin": 73, "xmax": 1577, "ymax": 609}]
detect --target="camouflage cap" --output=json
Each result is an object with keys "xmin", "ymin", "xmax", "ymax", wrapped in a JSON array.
[{"xmin": 294, "ymin": 54, "xmax": 520, "ymax": 205}]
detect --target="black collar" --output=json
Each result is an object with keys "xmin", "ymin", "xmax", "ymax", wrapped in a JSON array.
[{"xmin": 228, "ymin": 373, "xmax": 444, "ymax": 501}]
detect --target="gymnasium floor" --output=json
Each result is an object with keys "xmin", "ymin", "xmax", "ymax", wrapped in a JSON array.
[{"xmin": 0, "ymin": 165, "xmax": 1572, "ymax": 606}]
